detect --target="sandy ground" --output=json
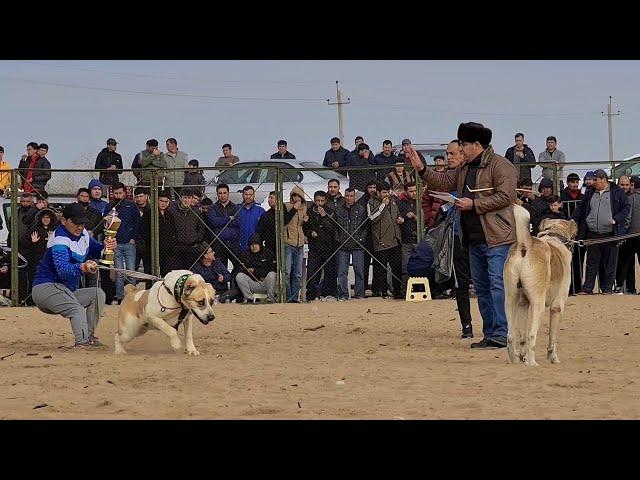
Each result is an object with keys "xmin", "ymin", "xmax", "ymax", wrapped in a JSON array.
[{"xmin": 0, "ymin": 295, "xmax": 639, "ymax": 419}]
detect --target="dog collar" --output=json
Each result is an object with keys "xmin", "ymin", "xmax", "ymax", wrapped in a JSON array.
[
  {"xmin": 538, "ymin": 231, "xmax": 573, "ymax": 250},
  {"xmin": 173, "ymin": 274, "xmax": 191, "ymax": 302}
]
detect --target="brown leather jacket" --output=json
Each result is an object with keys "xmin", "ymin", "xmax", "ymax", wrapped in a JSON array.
[{"xmin": 421, "ymin": 145, "xmax": 518, "ymax": 247}]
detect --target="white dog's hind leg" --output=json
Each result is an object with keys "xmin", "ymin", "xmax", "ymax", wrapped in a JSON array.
[
  {"xmin": 504, "ymin": 283, "xmax": 519, "ymax": 364},
  {"xmin": 148, "ymin": 316, "xmax": 183, "ymax": 352},
  {"xmin": 547, "ymin": 304, "xmax": 562, "ymax": 363},
  {"xmin": 516, "ymin": 293, "xmax": 530, "ymax": 363},
  {"xmin": 525, "ymin": 301, "xmax": 545, "ymax": 366},
  {"xmin": 184, "ymin": 315, "xmax": 200, "ymax": 356},
  {"xmin": 114, "ymin": 314, "xmax": 141, "ymax": 355}
]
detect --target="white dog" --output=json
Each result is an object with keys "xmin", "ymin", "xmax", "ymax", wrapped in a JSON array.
[
  {"xmin": 114, "ymin": 270, "xmax": 216, "ymax": 355},
  {"xmin": 503, "ymin": 204, "xmax": 577, "ymax": 366}
]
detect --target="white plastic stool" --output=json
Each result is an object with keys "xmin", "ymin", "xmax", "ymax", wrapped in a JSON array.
[
  {"xmin": 252, "ymin": 293, "xmax": 268, "ymax": 303},
  {"xmin": 405, "ymin": 277, "xmax": 432, "ymax": 302}
]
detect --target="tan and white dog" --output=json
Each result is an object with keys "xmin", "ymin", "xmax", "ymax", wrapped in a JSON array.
[
  {"xmin": 114, "ymin": 270, "xmax": 216, "ymax": 355},
  {"xmin": 504, "ymin": 204, "xmax": 578, "ymax": 366}
]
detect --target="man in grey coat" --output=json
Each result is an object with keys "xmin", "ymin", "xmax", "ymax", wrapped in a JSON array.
[
  {"xmin": 163, "ymin": 137, "xmax": 188, "ymax": 193},
  {"xmin": 538, "ymin": 135, "xmax": 566, "ymax": 192}
]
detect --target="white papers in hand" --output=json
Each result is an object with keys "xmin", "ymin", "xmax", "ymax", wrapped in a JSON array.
[{"xmin": 427, "ymin": 191, "xmax": 458, "ymax": 204}]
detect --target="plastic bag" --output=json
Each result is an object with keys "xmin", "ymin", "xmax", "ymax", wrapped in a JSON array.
[{"xmin": 425, "ymin": 213, "xmax": 455, "ymax": 283}]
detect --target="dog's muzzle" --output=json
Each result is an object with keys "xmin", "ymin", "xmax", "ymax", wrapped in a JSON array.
[{"xmin": 193, "ymin": 311, "xmax": 215, "ymax": 325}]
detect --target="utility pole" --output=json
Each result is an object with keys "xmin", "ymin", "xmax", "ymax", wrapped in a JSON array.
[
  {"xmin": 602, "ymin": 96, "xmax": 621, "ymax": 163},
  {"xmin": 327, "ymin": 81, "xmax": 350, "ymax": 145}
]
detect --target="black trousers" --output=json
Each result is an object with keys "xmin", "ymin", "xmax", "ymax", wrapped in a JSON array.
[
  {"xmin": 569, "ymin": 245, "xmax": 586, "ymax": 295},
  {"xmin": 616, "ymin": 238, "xmax": 640, "ymax": 292},
  {"xmin": 363, "ymin": 241, "xmax": 373, "ymax": 293},
  {"xmin": 305, "ymin": 249, "xmax": 337, "ymax": 300},
  {"xmin": 372, "ymin": 245, "xmax": 402, "ymax": 297},
  {"xmin": 583, "ymin": 231, "xmax": 619, "ymax": 293},
  {"xmin": 452, "ymin": 235, "xmax": 472, "ymax": 327}
]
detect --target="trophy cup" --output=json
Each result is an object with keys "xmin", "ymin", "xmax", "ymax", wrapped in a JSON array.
[{"xmin": 100, "ymin": 208, "xmax": 122, "ymax": 265}]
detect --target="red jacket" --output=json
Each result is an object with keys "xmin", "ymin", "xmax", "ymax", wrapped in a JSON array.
[{"xmin": 421, "ymin": 190, "xmax": 443, "ymax": 229}]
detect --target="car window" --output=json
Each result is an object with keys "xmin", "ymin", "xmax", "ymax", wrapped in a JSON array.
[
  {"xmin": 255, "ymin": 167, "xmax": 276, "ymax": 184},
  {"xmin": 300, "ymin": 162, "xmax": 342, "ymax": 180},
  {"xmin": 283, "ymin": 169, "xmax": 303, "ymax": 183},
  {"xmin": 217, "ymin": 168, "xmax": 256, "ymax": 184}
]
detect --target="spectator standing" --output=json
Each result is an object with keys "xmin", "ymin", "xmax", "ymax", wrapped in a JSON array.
[
  {"xmin": 88, "ymin": 179, "xmax": 109, "ymax": 215},
  {"xmin": 133, "ymin": 187, "xmax": 151, "ymax": 275},
  {"xmin": 326, "ymin": 179, "xmax": 346, "ymax": 211},
  {"xmin": 94, "ymin": 138, "xmax": 123, "ymax": 186},
  {"xmin": 170, "ymin": 188, "xmax": 205, "ymax": 270},
  {"xmin": 615, "ymin": 176, "xmax": 640, "ymax": 294},
  {"xmin": 138, "ymin": 139, "xmax": 167, "ymax": 186},
  {"xmin": 561, "ymin": 173, "xmax": 585, "ymax": 295},
  {"xmin": 140, "ymin": 189, "xmax": 177, "ymax": 275},
  {"xmin": 348, "ymin": 143, "xmax": 375, "ymax": 193},
  {"xmin": 407, "ymin": 122, "xmax": 518, "ymax": 349},
  {"xmin": 540, "ymin": 195, "xmax": 568, "ymax": 220},
  {"xmin": 270, "ymin": 140, "xmax": 296, "ymax": 160},
  {"xmin": 0, "ymin": 146, "xmax": 12, "ymax": 195},
  {"xmin": 236, "ymin": 186, "xmax": 265, "ymax": 252},
  {"xmin": 357, "ymin": 179, "xmax": 378, "ymax": 293},
  {"xmin": 539, "ymin": 136, "xmax": 566, "ymax": 192},
  {"xmin": 256, "ymin": 191, "xmax": 277, "ymax": 253},
  {"xmin": 398, "ymin": 182, "xmax": 418, "ymax": 295},
  {"xmin": 208, "ymin": 183, "xmax": 241, "ymax": 273},
  {"xmin": 582, "ymin": 171, "xmax": 596, "ymax": 193},
  {"xmin": 17, "ymin": 142, "xmax": 39, "ymax": 193},
  {"xmin": 163, "ymin": 138, "xmax": 188, "ymax": 193},
  {"xmin": 303, "ymin": 191, "xmax": 336, "ymax": 301},
  {"xmin": 283, "ymin": 186, "xmax": 307, "ymax": 302},
  {"xmin": 334, "ymin": 188, "xmax": 368, "ymax": 300},
  {"xmin": 385, "ymin": 160, "xmax": 414, "ymax": 195},
  {"xmin": 183, "ymin": 159, "xmax": 206, "ymax": 197},
  {"xmin": 216, "ymin": 143, "xmax": 240, "ymax": 167},
  {"xmin": 106, "ymin": 182, "xmax": 140, "ymax": 304},
  {"xmin": 75, "ymin": 188, "xmax": 103, "ymax": 233},
  {"xmin": 24, "ymin": 209, "xmax": 57, "ymax": 297},
  {"xmin": 368, "ymin": 181, "xmax": 403, "ymax": 299},
  {"xmin": 372, "ymin": 140, "xmax": 398, "ymax": 181},
  {"xmin": 573, "ymin": 169, "xmax": 629, "ymax": 295},
  {"xmin": 504, "ymin": 133, "xmax": 536, "ymax": 181},
  {"xmin": 397, "ymin": 139, "xmax": 426, "ymax": 166},
  {"xmin": 323, "ymin": 137, "xmax": 349, "ymax": 169},
  {"xmin": 19, "ymin": 142, "xmax": 51, "ymax": 193},
  {"xmin": 433, "ymin": 155, "xmax": 447, "ymax": 173},
  {"xmin": 527, "ymin": 178, "xmax": 555, "ymax": 235}
]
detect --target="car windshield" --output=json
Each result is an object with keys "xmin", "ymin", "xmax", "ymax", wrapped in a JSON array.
[
  {"xmin": 300, "ymin": 162, "xmax": 343, "ymax": 180},
  {"xmin": 216, "ymin": 167, "xmax": 258, "ymax": 184}
]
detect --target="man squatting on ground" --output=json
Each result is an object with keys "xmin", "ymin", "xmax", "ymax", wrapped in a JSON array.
[{"xmin": 31, "ymin": 203, "xmax": 117, "ymax": 348}]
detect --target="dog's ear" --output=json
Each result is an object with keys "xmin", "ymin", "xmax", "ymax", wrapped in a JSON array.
[
  {"xmin": 205, "ymin": 283, "xmax": 215, "ymax": 299},
  {"xmin": 568, "ymin": 220, "xmax": 578, "ymax": 239},
  {"xmin": 183, "ymin": 277, "xmax": 198, "ymax": 297}
]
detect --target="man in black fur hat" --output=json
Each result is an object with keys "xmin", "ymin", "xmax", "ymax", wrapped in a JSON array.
[{"xmin": 405, "ymin": 122, "xmax": 518, "ymax": 349}]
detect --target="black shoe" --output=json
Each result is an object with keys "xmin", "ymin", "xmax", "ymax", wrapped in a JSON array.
[
  {"xmin": 470, "ymin": 338, "xmax": 494, "ymax": 349},
  {"xmin": 461, "ymin": 325, "xmax": 473, "ymax": 339},
  {"xmin": 487, "ymin": 336, "xmax": 507, "ymax": 348}
]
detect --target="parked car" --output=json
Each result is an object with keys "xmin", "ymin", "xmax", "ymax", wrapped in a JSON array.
[
  {"xmin": 393, "ymin": 142, "xmax": 448, "ymax": 166},
  {"xmin": 209, "ymin": 160, "xmax": 349, "ymax": 205}
]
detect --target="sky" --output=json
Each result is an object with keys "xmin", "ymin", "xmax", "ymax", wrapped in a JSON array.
[{"xmin": 1, "ymin": 60, "xmax": 639, "ymax": 174}]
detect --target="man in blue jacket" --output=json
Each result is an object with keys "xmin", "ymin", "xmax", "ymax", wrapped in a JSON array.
[
  {"xmin": 323, "ymin": 137, "xmax": 349, "ymax": 169},
  {"xmin": 573, "ymin": 169, "xmax": 630, "ymax": 294},
  {"xmin": 88, "ymin": 179, "xmax": 109, "ymax": 216},
  {"xmin": 105, "ymin": 182, "xmax": 140, "ymax": 303},
  {"xmin": 236, "ymin": 185, "xmax": 265, "ymax": 251},
  {"xmin": 208, "ymin": 183, "xmax": 241, "ymax": 272},
  {"xmin": 31, "ymin": 203, "xmax": 116, "ymax": 348}
]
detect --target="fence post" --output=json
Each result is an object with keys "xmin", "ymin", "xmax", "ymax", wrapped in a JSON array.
[
  {"xmin": 552, "ymin": 162, "xmax": 559, "ymax": 196},
  {"xmin": 10, "ymin": 170, "xmax": 19, "ymax": 306},
  {"xmin": 150, "ymin": 169, "xmax": 160, "ymax": 277},
  {"xmin": 415, "ymin": 171, "xmax": 424, "ymax": 242},
  {"xmin": 275, "ymin": 167, "xmax": 287, "ymax": 303}
]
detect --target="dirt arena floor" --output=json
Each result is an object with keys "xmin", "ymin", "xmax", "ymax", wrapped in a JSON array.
[{"xmin": 1, "ymin": 295, "xmax": 639, "ymax": 419}]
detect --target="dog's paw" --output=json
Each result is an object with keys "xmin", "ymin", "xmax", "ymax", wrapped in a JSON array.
[
  {"xmin": 524, "ymin": 359, "xmax": 539, "ymax": 367},
  {"xmin": 186, "ymin": 349, "xmax": 200, "ymax": 356},
  {"xmin": 170, "ymin": 338, "xmax": 183, "ymax": 351}
]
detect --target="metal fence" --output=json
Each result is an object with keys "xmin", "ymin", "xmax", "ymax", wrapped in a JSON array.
[{"xmin": 3, "ymin": 159, "xmax": 639, "ymax": 306}]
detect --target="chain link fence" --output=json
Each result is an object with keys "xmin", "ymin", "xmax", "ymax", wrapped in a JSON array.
[{"xmin": 2, "ymin": 159, "xmax": 639, "ymax": 306}]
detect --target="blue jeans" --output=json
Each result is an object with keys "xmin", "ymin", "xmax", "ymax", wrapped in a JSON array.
[
  {"xmin": 115, "ymin": 243, "xmax": 137, "ymax": 300},
  {"xmin": 468, "ymin": 243, "xmax": 509, "ymax": 339},
  {"xmin": 285, "ymin": 245, "xmax": 304, "ymax": 302},
  {"xmin": 337, "ymin": 249, "xmax": 364, "ymax": 299}
]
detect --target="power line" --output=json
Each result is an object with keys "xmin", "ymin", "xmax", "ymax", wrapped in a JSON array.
[
  {"xmin": 0, "ymin": 76, "xmax": 328, "ymax": 102},
  {"xmin": 17, "ymin": 61, "xmax": 333, "ymax": 87}
]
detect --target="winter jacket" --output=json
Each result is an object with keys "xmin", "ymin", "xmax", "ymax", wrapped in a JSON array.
[
  {"xmin": 18, "ymin": 155, "xmax": 51, "ymax": 192},
  {"xmin": 0, "ymin": 159, "xmax": 12, "ymax": 192},
  {"xmin": 191, "ymin": 259, "xmax": 231, "ymax": 292},
  {"xmin": 170, "ymin": 204, "xmax": 204, "ymax": 247},
  {"xmin": 208, "ymin": 201, "xmax": 240, "ymax": 244},
  {"xmin": 270, "ymin": 151, "xmax": 296, "ymax": 160},
  {"xmin": 346, "ymin": 151, "xmax": 376, "ymax": 192},
  {"xmin": 256, "ymin": 208, "xmax": 276, "ymax": 253},
  {"xmin": 419, "ymin": 145, "xmax": 518, "ymax": 248},
  {"xmin": 303, "ymin": 204, "xmax": 335, "ymax": 251},
  {"xmin": 421, "ymin": 190, "xmax": 444, "ymax": 230},
  {"xmin": 104, "ymin": 199, "xmax": 140, "ymax": 244},
  {"xmin": 326, "ymin": 192, "xmax": 346, "ymax": 212},
  {"xmin": 372, "ymin": 152, "xmax": 398, "ymax": 180},
  {"xmin": 560, "ymin": 187, "xmax": 583, "ymax": 217},
  {"xmin": 237, "ymin": 203, "xmax": 265, "ymax": 251},
  {"xmin": 398, "ymin": 198, "xmax": 418, "ymax": 244},
  {"xmin": 241, "ymin": 247, "xmax": 277, "ymax": 279},
  {"xmin": 627, "ymin": 192, "xmax": 640, "ymax": 234},
  {"xmin": 572, "ymin": 181, "xmax": 630, "ymax": 238},
  {"xmin": 183, "ymin": 170, "xmax": 206, "ymax": 196},
  {"xmin": 88, "ymin": 179, "xmax": 109, "ymax": 215},
  {"xmin": 283, "ymin": 186, "xmax": 307, "ymax": 247},
  {"xmin": 504, "ymin": 144, "xmax": 536, "ymax": 181},
  {"xmin": 334, "ymin": 201, "xmax": 369, "ymax": 251},
  {"xmin": 368, "ymin": 196, "xmax": 402, "ymax": 252},
  {"xmin": 539, "ymin": 149, "xmax": 566, "ymax": 182},
  {"xmin": 94, "ymin": 147, "xmax": 123, "ymax": 185},
  {"xmin": 385, "ymin": 170, "xmax": 414, "ymax": 193},
  {"xmin": 526, "ymin": 196, "xmax": 553, "ymax": 235},
  {"xmin": 163, "ymin": 150, "xmax": 188, "ymax": 188},
  {"xmin": 323, "ymin": 147, "xmax": 349, "ymax": 168},
  {"xmin": 138, "ymin": 149, "xmax": 167, "ymax": 185}
]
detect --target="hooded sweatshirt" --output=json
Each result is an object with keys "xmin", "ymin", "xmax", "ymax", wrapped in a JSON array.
[
  {"xmin": 88, "ymin": 179, "xmax": 109, "ymax": 215},
  {"xmin": 284, "ymin": 185, "xmax": 307, "ymax": 247}
]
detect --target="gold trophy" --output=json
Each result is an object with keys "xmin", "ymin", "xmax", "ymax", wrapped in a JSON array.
[{"xmin": 100, "ymin": 208, "xmax": 122, "ymax": 265}]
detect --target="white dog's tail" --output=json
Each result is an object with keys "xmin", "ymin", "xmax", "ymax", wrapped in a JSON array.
[{"xmin": 513, "ymin": 203, "xmax": 533, "ymax": 258}]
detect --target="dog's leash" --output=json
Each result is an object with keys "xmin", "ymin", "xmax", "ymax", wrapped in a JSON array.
[{"xmin": 96, "ymin": 265, "xmax": 162, "ymax": 282}]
